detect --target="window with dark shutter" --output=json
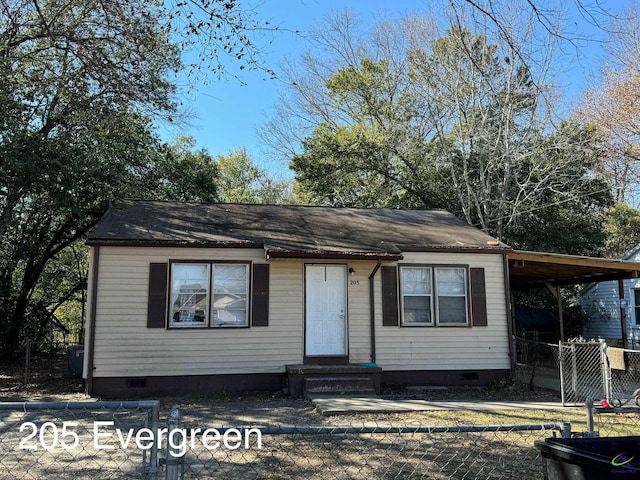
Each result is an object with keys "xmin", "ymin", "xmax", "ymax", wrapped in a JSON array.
[
  {"xmin": 251, "ymin": 264, "xmax": 269, "ymax": 327},
  {"xmin": 470, "ymin": 267, "xmax": 488, "ymax": 327},
  {"xmin": 147, "ymin": 263, "xmax": 168, "ymax": 328},
  {"xmin": 381, "ymin": 266, "xmax": 399, "ymax": 326}
]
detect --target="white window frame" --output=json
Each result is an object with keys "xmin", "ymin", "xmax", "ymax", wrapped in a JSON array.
[
  {"xmin": 211, "ymin": 263, "xmax": 250, "ymax": 328},
  {"xmin": 169, "ymin": 261, "xmax": 250, "ymax": 329},
  {"xmin": 400, "ymin": 266, "xmax": 434, "ymax": 326},
  {"xmin": 633, "ymin": 288, "xmax": 640, "ymax": 326},
  {"xmin": 400, "ymin": 265, "xmax": 469, "ymax": 327},
  {"xmin": 434, "ymin": 267, "xmax": 469, "ymax": 326}
]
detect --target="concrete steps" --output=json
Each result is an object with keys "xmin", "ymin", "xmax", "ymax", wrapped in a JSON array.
[
  {"xmin": 286, "ymin": 364, "xmax": 382, "ymax": 397},
  {"xmin": 305, "ymin": 376, "xmax": 377, "ymax": 396}
]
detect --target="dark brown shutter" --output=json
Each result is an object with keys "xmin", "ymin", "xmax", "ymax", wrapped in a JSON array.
[
  {"xmin": 381, "ymin": 266, "xmax": 399, "ymax": 326},
  {"xmin": 470, "ymin": 267, "xmax": 488, "ymax": 327},
  {"xmin": 147, "ymin": 263, "xmax": 168, "ymax": 328},
  {"xmin": 251, "ymin": 264, "xmax": 269, "ymax": 327}
]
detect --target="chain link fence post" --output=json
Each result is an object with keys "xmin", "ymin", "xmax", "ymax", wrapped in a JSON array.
[
  {"xmin": 600, "ymin": 340, "xmax": 612, "ymax": 403},
  {"xmin": 165, "ymin": 406, "xmax": 183, "ymax": 480},
  {"xmin": 23, "ymin": 339, "xmax": 31, "ymax": 385},
  {"xmin": 146, "ymin": 401, "xmax": 160, "ymax": 478},
  {"xmin": 586, "ymin": 398, "xmax": 594, "ymax": 434},
  {"xmin": 559, "ymin": 421, "xmax": 572, "ymax": 439}
]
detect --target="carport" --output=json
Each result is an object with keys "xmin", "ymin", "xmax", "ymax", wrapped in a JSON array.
[{"xmin": 507, "ymin": 250, "xmax": 640, "ymax": 348}]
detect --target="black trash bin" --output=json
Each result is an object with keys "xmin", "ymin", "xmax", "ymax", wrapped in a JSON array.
[
  {"xmin": 535, "ymin": 436, "xmax": 640, "ymax": 480},
  {"xmin": 64, "ymin": 345, "xmax": 84, "ymax": 378}
]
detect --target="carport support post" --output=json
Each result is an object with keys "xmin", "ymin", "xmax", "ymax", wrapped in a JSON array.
[
  {"xmin": 619, "ymin": 278, "xmax": 628, "ymax": 349},
  {"xmin": 545, "ymin": 281, "xmax": 564, "ymax": 342},
  {"xmin": 557, "ymin": 287, "xmax": 564, "ymax": 342}
]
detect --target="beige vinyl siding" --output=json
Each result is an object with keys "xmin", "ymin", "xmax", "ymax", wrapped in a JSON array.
[
  {"xmin": 371, "ymin": 252, "xmax": 510, "ymax": 371},
  {"xmin": 343, "ymin": 261, "xmax": 378, "ymax": 363},
  {"xmin": 87, "ymin": 247, "xmax": 509, "ymax": 379},
  {"xmin": 90, "ymin": 247, "xmax": 303, "ymax": 378}
]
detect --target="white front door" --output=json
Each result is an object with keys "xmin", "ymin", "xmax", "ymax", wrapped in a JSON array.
[{"xmin": 305, "ymin": 265, "xmax": 347, "ymax": 356}]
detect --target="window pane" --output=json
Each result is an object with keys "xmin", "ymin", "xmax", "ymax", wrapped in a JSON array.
[
  {"xmin": 212, "ymin": 264, "xmax": 248, "ymax": 326},
  {"xmin": 436, "ymin": 268, "xmax": 466, "ymax": 295},
  {"xmin": 401, "ymin": 267, "xmax": 431, "ymax": 295},
  {"xmin": 438, "ymin": 297, "xmax": 467, "ymax": 323},
  {"xmin": 214, "ymin": 265, "xmax": 248, "ymax": 294},
  {"xmin": 170, "ymin": 264, "xmax": 209, "ymax": 326},
  {"xmin": 403, "ymin": 296, "xmax": 432, "ymax": 324}
]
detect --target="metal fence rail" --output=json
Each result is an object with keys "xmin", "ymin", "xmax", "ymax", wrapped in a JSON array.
[
  {"xmin": 163, "ymin": 405, "xmax": 566, "ymax": 480},
  {"xmin": 0, "ymin": 401, "xmax": 569, "ymax": 480},
  {"xmin": 0, "ymin": 400, "xmax": 159, "ymax": 480}
]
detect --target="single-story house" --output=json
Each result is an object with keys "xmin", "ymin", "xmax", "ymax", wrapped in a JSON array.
[
  {"xmin": 83, "ymin": 200, "xmax": 640, "ymax": 397},
  {"xmin": 84, "ymin": 200, "xmax": 516, "ymax": 397},
  {"xmin": 582, "ymin": 244, "xmax": 640, "ymax": 348}
]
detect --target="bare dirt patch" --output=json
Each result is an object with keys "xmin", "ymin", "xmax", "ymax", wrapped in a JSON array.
[
  {"xmin": 0, "ymin": 357, "xmax": 590, "ymax": 480},
  {"xmin": 0, "ymin": 354, "xmax": 562, "ymax": 421},
  {"xmin": 0, "ymin": 355, "xmax": 85, "ymax": 402}
]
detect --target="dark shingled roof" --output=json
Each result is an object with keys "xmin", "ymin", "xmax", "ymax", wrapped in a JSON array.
[{"xmin": 87, "ymin": 200, "xmax": 509, "ymax": 258}]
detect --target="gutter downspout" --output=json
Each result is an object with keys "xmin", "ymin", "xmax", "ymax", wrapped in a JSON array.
[
  {"xmin": 369, "ymin": 260, "xmax": 382, "ymax": 363},
  {"xmin": 86, "ymin": 246, "xmax": 100, "ymax": 396}
]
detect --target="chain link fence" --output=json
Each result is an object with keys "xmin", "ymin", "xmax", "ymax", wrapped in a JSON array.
[
  {"xmin": 515, "ymin": 338, "xmax": 560, "ymax": 392},
  {"xmin": 0, "ymin": 400, "xmax": 159, "ymax": 479},
  {"xmin": 0, "ymin": 400, "xmax": 572, "ymax": 480},
  {"xmin": 609, "ymin": 347, "xmax": 640, "ymax": 401},
  {"xmin": 517, "ymin": 337, "xmax": 640, "ymax": 406},
  {"xmin": 163, "ymin": 419, "xmax": 566, "ymax": 480},
  {"xmin": 587, "ymin": 401, "xmax": 640, "ymax": 438},
  {"xmin": 516, "ymin": 338, "xmax": 561, "ymax": 368}
]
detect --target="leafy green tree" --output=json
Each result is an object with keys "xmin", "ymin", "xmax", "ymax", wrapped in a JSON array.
[
  {"xmin": 217, "ymin": 148, "xmax": 295, "ymax": 204},
  {"xmin": 603, "ymin": 203, "xmax": 640, "ymax": 259},
  {"xmin": 291, "ymin": 56, "xmax": 444, "ymax": 208},
  {"xmin": 289, "ymin": 24, "xmax": 612, "ymax": 253},
  {"xmin": 150, "ymin": 137, "xmax": 220, "ymax": 202},
  {"xmin": 292, "ymin": 122, "xmax": 442, "ymax": 208},
  {"xmin": 31, "ymin": 244, "xmax": 89, "ymax": 346},
  {"xmin": 0, "ymin": 0, "xmax": 271, "ymax": 357},
  {"xmin": 217, "ymin": 148, "xmax": 263, "ymax": 203},
  {"xmin": 1, "ymin": 114, "xmax": 160, "ymax": 356},
  {"xmin": 500, "ymin": 123, "xmax": 612, "ymax": 255}
]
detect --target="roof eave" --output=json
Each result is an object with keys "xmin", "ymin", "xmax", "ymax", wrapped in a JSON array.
[
  {"xmin": 401, "ymin": 245, "xmax": 512, "ymax": 253},
  {"xmin": 265, "ymin": 249, "xmax": 403, "ymax": 261},
  {"xmin": 85, "ymin": 239, "xmax": 264, "ymax": 248}
]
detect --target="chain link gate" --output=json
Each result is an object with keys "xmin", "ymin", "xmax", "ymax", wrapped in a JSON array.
[{"xmin": 559, "ymin": 340, "xmax": 611, "ymax": 406}]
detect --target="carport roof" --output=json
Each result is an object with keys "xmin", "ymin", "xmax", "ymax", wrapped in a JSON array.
[{"xmin": 508, "ymin": 250, "xmax": 640, "ymax": 288}]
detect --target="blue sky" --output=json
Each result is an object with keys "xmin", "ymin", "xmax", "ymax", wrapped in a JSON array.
[{"xmin": 160, "ymin": 0, "xmax": 621, "ymax": 175}]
